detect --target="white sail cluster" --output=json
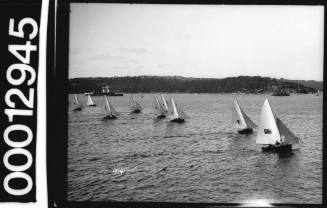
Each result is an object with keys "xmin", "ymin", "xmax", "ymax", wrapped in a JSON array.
[
  {"xmin": 256, "ymin": 98, "xmax": 299, "ymax": 145},
  {"xmin": 152, "ymin": 94, "xmax": 189, "ymax": 121},
  {"xmin": 72, "ymin": 94, "xmax": 299, "ymax": 150},
  {"xmin": 152, "ymin": 95, "xmax": 168, "ymax": 117}
]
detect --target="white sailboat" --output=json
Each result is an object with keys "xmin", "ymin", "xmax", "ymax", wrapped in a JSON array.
[
  {"xmin": 86, "ymin": 94, "xmax": 96, "ymax": 106},
  {"xmin": 256, "ymin": 98, "xmax": 299, "ymax": 153},
  {"xmin": 168, "ymin": 97, "xmax": 190, "ymax": 122},
  {"xmin": 129, "ymin": 95, "xmax": 142, "ymax": 113},
  {"xmin": 232, "ymin": 99, "xmax": 257, "ymax": 134},
  {"xmin": 103, "ymin": 95, "xmax": 120, "ymax": 119},
  {"xmin": 152, "ymin": 96, "xmax": 166, "ymax": 118},
  {"xmin": 73, "ymin": 94, "xmax": 83, "ymax": 111}
]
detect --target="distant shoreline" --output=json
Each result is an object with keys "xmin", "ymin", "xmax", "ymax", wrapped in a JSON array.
[{"xmin": 69, "ymin": 75, "xmax": 322, "ymax": 94}]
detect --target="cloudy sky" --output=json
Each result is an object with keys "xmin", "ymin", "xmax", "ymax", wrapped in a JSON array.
[{"xmin": 69, "ymin": 3, "xmax": 323, "ymax": 81}]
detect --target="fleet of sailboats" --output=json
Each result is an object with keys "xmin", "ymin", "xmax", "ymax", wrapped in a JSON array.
[
  {"xmin": 71, "ymin": 94, "xmax": 301, "ymax": 153},
  {"xmin": 256, "ymin": 98, "xmax": 299, "ymax": 153},
  {"xmin": 232, "ymin": 99, "xmax": 257, "ymax": 134}
]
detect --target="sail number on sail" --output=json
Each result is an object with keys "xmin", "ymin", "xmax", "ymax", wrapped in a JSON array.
[{"xmin": 2, "ymin": 18, "xmax": 38, "ymax": 196}]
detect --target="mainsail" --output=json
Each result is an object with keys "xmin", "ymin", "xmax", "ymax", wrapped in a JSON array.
[
  {"xmin": 152, "ymin": 96, "xmax": 166, "ymax": 116},
  {"xmin": 73, "ymin": 94, "xmax": 83, "ymax": 108},
  {"xmin": 276, "ymin": 117, "xmax": 299, "ymax": 144},
  {"xmin": 232, "ymin": 99, "xmax": 256, "ymax": 130},
  {"xmin": 256, "ymin": 99, "xmax": 281, "ymax": 145},
  {"xmin": 169, "ymin": 97, "xmax": 189, "ymax": 120},
  {"xmin": 170, "ymin": 97, "xmax": 179, "ymax": 119},
  {"xmin": 86, "ymin": 95, "xmax": 95, "ymax": 106},
  {"xmin": 160, "ymin": 94, "xmax": 169, "ymax": 114},
  {"xmin": 232, "ymin": 99, "xmax": 247, "ymax": 129},
  {"xmin": 129, "ymin": 95, "xmax": 142, "ymax": 111},
  {"xmin": 104, "ymin": 96, "xmax": 119, "ymax": 116}
]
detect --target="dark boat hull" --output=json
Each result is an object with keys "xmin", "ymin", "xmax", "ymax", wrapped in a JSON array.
[
  {"xmin": 103, "ymin": 115, "xmax": 117, "ymax": 119},
  {"xmin": 73, "ymin": 107, "xmax": 82, "ymax": 111},
  {"xmin": 238, "ymin": 128, "xmax": 253, "ymax": 134},
  {"xmin": 157, "ymin": 115, "xmax": 166, "ymax": 118},
  {"xmin": 171, "ymin": 118, "xmax": 185, "ymax": 123},
  {"xmin": 87, "ymin": 104, "xmax": 96, "ymax": 106},
  {"xmin": 131, "ymin": 109, "xmax": 141, "ymax": 113},
  {"xmin": 262, "ymin": 144, "xmax": 292, "ymax": 153}
]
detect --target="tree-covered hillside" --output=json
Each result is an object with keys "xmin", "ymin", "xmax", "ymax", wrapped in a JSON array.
[{"xmin": 68, "ymin": 76, "xmax": 318, "ymax": 94}]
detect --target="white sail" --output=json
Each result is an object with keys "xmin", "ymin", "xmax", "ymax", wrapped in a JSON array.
[
  {"xmin": 232, "ymin": 99, "xmax": 247, "ymax": 130},
  {"xmin": 73, "ymin": 94, "xmax": 83, "ymax": 108},
  {"xmin": 241, "ymin": 108, "xmax": 257, "ymax": 129},
  {"xmin": 129, "ymin": 95, "xmax": 142, "ymax": 111},
  {"xmin": 256, "ymin": 99, "xmax": 281, "ymax": 145},
  {"xmin": 167, "ymin": 97, "xmax": 174, "ymax": 117},
  {"xmin": 86, "ymin": 95, "xmax": 95, "ymax": 106},
  {"xmin": 169, "ymin": 97, "xmax": 189, "ymax": 120},
  {"xmin": 276, "ymin": 117, "xmax": 299, "ymax": 144},
  {"xmin": 153, "ymin": 96, "xmax": 166, "ymax": 116},
  {"xmin": 176, "ymin": 104, "xmax": 190, "ymax": 119},
  {"xmin": 169, "ymin": 97, "xmax": 179, "ymax": 119},
  {"xmin": 104, "ymin": 96, "xmax": 119, "ymax": 116},
  {"xmin": 160, "ymin": 94, "xmax": 169, "ymax": 114}
]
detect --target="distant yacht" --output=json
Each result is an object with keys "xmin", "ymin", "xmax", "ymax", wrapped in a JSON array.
[
  {"xmin": 129, "ymin": 95, "xmax": 142, "ymax": 113},
  {"xmin": 86, "ymin": 94, "xmax": 96, "ymax": 106},
  {"xmin": 256, "ymin": 98, "xmax": 299, "ymax": 153},
  {"xmin": 232, "ymin": 99, "xmax": 257, "ymax": 134},
  {"xmin": 103, "ymin": 95, "xmax": 119, "ymax": 119},
  {"xmin": 168, "ymin": 97, "xmax": 190, "ymax": 122},
  {"xmin": 73, "ymin": 94, "xmax": 83, "ymax": 111},
  {"xmin": 152, "ymin": 96, "xmax": 166, "ymax": 118}
]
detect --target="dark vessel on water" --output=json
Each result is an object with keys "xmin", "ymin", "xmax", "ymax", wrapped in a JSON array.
[
  {"xmin": 85, "ymin": 86, "xmax": 123, "ymax": 96},
  {"xmin": 271, "ymin": 89, "xmax": 290, "ymax": 96}
]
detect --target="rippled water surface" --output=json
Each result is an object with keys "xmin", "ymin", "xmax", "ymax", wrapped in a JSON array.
[{"xmin": 68, "ymin": 93, "xmax": 322, "ymax": 203}]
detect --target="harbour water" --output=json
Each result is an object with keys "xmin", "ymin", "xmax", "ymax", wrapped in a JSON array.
[{"xmin": 68, "ymin": 93, "xmax": 322, "ymax": 203}]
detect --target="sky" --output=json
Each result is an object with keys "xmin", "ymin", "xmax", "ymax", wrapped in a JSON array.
[{"xmin": 69, "ymin": 3, "xmax": 324, "ymax": 81}]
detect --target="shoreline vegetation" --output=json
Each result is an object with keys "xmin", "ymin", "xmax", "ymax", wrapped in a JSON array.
[{"xmin": 69, "ymin": 75, "xmax": 322, "ymax": 94}]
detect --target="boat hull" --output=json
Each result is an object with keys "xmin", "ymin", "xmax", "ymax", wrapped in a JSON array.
[
  {"xmin": 73, "ymin": 107, "xmax": 82, "ymax": 111},
  {"xmin": 157, "ymin": 114, "xmax": 166, "ymax": 118},
  {"xmin": 238, "ymin": 128, "xmax": 253, "ymax": 134},
  {"xmin": 261, "ymin": 144, "xmax": 292, "ymax": 153},
  {"xmin": 131, "ymin": 109, "xmax": 141, "ymax": 113},
  {"xmin": 87, "ymin": 104, "xmax": 96, "ymax": 106},
  {"xmin": 103, "ymin": 115, "xmax": 117, "ymax": 119},
  {"xmin": 170, "ymin": 118, "xmax": 185, "ymax": 123}
]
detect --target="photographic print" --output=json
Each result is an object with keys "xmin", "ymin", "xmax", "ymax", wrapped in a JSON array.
[{"xmin": 67, "ymin": 3, "xmax": 323, "ymax": 205}]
